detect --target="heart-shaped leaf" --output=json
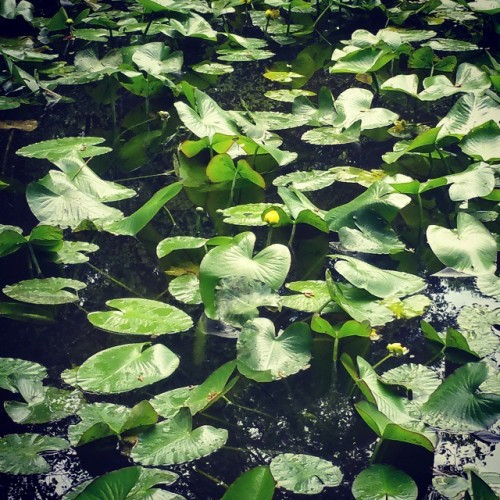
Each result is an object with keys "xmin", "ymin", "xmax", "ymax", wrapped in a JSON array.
[
  {"xmin": 427, "ymin": 213, "xmax": 497, "ymax": 275},
  {"xmin": 223, "ymin": 466, "xmax": 275, "ymax": 500},
  {"xmin": 237, "ymin": 318, "xmax": 312, "ymax": 382},
  {"xmin": 0, "ymin": 357, "xmax": 47, "ymax": 392},
  {"xmin": 17, "ymin": 137, "xmax": 111, "ymax": 161},
  {"xmin": 3, "ymin": 278, "xmax": 86, "ymax": 305}
]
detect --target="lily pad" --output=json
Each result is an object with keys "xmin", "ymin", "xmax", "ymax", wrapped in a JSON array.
[
  {"xmin": 476, "ymin": 274, "xmax": 500, "ymax": 300},
  {"xmin": 237, "ymin": 318, "xmax": 312, "ymax": 382},
  {"xmin": 3, "ymin": 278, "xmax": 86, "ymax": 305},
  {"xmin": 0, "ymin": 358, "xmax": 47, "ymax": 393},
  {"xmin": 270, "ymin": 453, "xmax": 342, "ymax": 495},
  {"xmin": 150, "ymin": 386, "xmax": 192, "ymax": 419},
  {"xmin": 422, "ymin": 362, "xmax": 500, "ymax": 432},
  {"xmin": 130, "ymin": 408, "xmax": 227, "ymax": 465},
  {"xmin": 17, "ymin": 137, "xmax": 111, "ymax": 161},
  {"xmin": 459, "ymin": 121, "xmax": 500, "ymax": 162},
  {"xmin": 169, "ymin": 275, "xmax": 202, "ymax": 305},
  {"xmin": 352, "ymin": 464, "xmax": 418, "ymax": 500},
  {"xmin": 427, "ymin": 213, "xmax": 497, "ymax": 275},
  {"xmin": 281, "ymin": 281, "xmax": 336, "ymax": 313},
  {"xmin": 223, "ymin": 466, "xmax": 275, "ymax": 500},
  {"xmin": 0, "ymin": 433, "xmax": 69, "ymax": 474},
  {"xmin": 222, "ymin": 203, "xmax": 289, "ymax": 226},
  {"xmin": 76, "ymin": 343, "xmax": 179, "ymax": 394},
  {"xmin": 51, "ymin": 241, "xmax": 99, "ymax": 265},
  {"xmin": 87, "ymin": 298, "xmax": 193, "ymax": 336},
  {"xmin": 199, "ymin": 232, "xmax": 291, "ymax": 319}
]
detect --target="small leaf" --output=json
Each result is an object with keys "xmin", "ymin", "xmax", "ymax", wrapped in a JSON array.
[{"xmin": 3, "ymin": 278, "xmax": 86, "ymax": 305}]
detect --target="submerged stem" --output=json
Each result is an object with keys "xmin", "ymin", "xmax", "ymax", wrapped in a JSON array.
[
  {"xmin": 193, "ymin": 468, "xmax": 228, "ymax": 489},
  {"xmin": 28, "ymin": 243, "xmax": 43, "ymax": 277},
  {"xmin": 86, "ymin": 263, "xmax": 145, "ymax": 298},
  {"xmin": 223, "ymin": 396, "xmax": 274, "ymax": 419}
]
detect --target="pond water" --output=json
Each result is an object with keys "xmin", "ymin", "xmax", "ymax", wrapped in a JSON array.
[{"xmin": 0, "ymin": 1, "xmax": 499, "ymax": 499}]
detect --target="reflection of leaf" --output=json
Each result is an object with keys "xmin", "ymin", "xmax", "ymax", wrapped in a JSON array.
[{"xmin": 215, "ymin": 277, "xmax": 280, "ymax": 327}]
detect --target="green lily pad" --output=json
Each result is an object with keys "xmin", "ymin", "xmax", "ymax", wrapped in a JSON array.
[
  {"xmin": 457, "ymin": 305, "xmax": 500, "ymax": 357},
  {"xmin": 331, "ymin": 255, "xmax": 426, "ymax": 299},
  {"xmin": 222, "ymin": 203, "xmax": 289, "ymax": 226},
  {"xmin": 192, "ymin": 61, "xmax": 234, "ymax": 75},
  {"xmin": 4, "ymin": 378, "xmax": 84, "ymax": 424},
  {"xmin": 150, "ymin": 386, "xmax": 192, "ymax": 419},
  {"xmin": 169, "ymin": 275, "xmax": 202, "ymax": 305},
  {"xmin": 130, "ymin": 408, "xmax": 227, "ymax": 465},
  {"xmin": 76, "ymin": 343, "xmax": 179, "ymax": 394},
  {"xmin": 424, "ymin": 38, "xmax": 479, "ymax": 52},
  {"xmin": 427, "ymin": 212, "xmax": 497, "ymax": 275},
  {"xmin": 0, "ymin": 433, "xmax": 69, "ymax": 474},
  {"xmin": 199, "ymin": 232, "xmax": 291, "ymax": 319},
  {"xmin": 131, "ymin": 42, "xmax": 183, "ymax": 83},
  {"xmin": 381, "ymin": 74, "xmax": 419, "ymax": 97},
  {"xmin": 0, "ymin": 358, "xmax": 47, "ymax": 393},
  {"xmin": 273, "ymin": 170, "xmax": 339, "ymax": 192},
  {"xmin": 3, "ymin": 278, "xmax": 86, "ymax": 305},
  {"xmin": 422, "ymin": 362, "xmax": 500, "ymax": 432},
  {"xmin": 270, "ymin": 453, "xmax": 342, "ymax": 495},
  {"xmin": 237, "ymin": 318, "xmax": 312, "ymax": 382},
  {"xmin": 265, "ymin": 89, "xmax": 316, "ymax": 102},
  {"xmin": 51, "ymin": 241, "xmax": 99, "ymax": 265},
  {"xmin": 87, "ymin": 298, "xmax": 193, "ymax": 336},
  {"xmin": 17, "ymin": 137, "xmax": 111, "ymax": 161},
  {"xmin": 459, "ymin": 121, "xmax": 500, "ymax": 162},
  {"xmin": 68, "ymin": 401, "xmax": 158, "ymax": 446},
  {"xmin": 352, "ymin": 464, "xmax": 418, "ymax": 500},
  {"xmin": 476, "ymin": 274, "xmax": 500, "ymax": 300},
  {"xmin": 281, "ymin": 280, "xmax": 336, "ymax": 313}
]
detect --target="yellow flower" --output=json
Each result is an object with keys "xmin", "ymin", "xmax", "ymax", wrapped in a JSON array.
[
  {"xmin": 387, "ymin": 342, "xmax": 409, "ymax": 356},
  {"xmin": 265, "ymin": 9, "xmax": 280, "ymax": 19},
  {"xmin": 264, "ymin": 209, "xmax": 280, "ymax": 225},
  {"xmin": 369, "ymin": 329, "xmax": 381, "ymax": 341}
]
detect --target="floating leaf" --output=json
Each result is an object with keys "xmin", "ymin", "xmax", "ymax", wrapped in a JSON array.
[
  {"xmin": 157, "ymin": 236, "xmax": 207, "ymax": 259},
  {"xmin": 352, "ymin": 464, "xmax": 418, "ymax": 500},
  {"xmin": 0, "ymin": 433, "xmax": 69, "ymax": 474},
  {"xmin": 381, "ymin": 74, "xmax": 419, "ymax": 97},
  {"xmin": 427, "ymin": 213, "xmax": 497, "ymax": 275},
  {"xmin": 3, "ymin": 278, "xmax": 86, "ymax": 305},
  {"xmin": 76, "ymin": 343, "xmax": 179, "ymax": 394},
  {"xmin": 237, "ymin": 318, "xmax": 312, "ymax": 382},
  {"xmin": 331, "ymin": 255, "xmax": 426, "ymax": 298},
  {"xmin": 17, "ymin": 137, "xmax": 111, "ymax": 161},
  {"xmin": 459, "ymin": 121, "xmax": 500, "ymax": 162},
  {"xmin": 131, "ymin": 42, "xmax": 183, "ymax": 84},
  {"xmin": 223, "ymin": 466, "xmax": 275, "ymax": 500},
  {"xmin": 88, "ymin": 298, "xmax": 192, "ymax": 336},
  {"xmin": 130, "ymin": 408, "xmax": 227, "ymax": 465},
  {"xmin": 281, "ymin": 281, "xmax": 336, "ymax": 313},
  {"xmin": 192, "ymin": 61, "xmax": 234, "ymax": 75},
  {"xmin": 51, "ymin": 241, "xmax": 99, "ymax": 265},
  {"xmin": 273, "ymin": 170, "xmax": 338, "ymax": 192},
  {"xmin": 68, "ymin": 401, "xmax": 158, "ymax": 446},
  {"xmin": 169, "ymin": 275, "xmax": 202, "ymax": 305},
  {"xmin": 4, "ymin": 379, "xmax": 84, "ymax": 424},
  {"xmin": 422, "ymin": 362, "xmax": 500, "ymax": 432},
  {"xmin": 457, "ymin": 305, "xmax": 500, "ymax": 357},
  {"xmin": 476, "ymin": 274, "xmax": 500, "ymax": 300},
  {"xmin": 265, "ymin": 89, "xmax": 316, "ymax": 102},
  {"xmin": 424, "ymin": 38, "xmax": 479, "ymax": 52},
  {"xmin": 270, "ymin": 454, "xmax": 342, "ymax": 495},
  {"xmin": 150, "ymin": 387, "xmax": 192, "ymax": 420},
  {"xmin": 222, "ymin": 203, "xmax": 289, "ymax": 226},
  {"xmin": 0, "ymin": 358, "xmax": 47, "ymax": 393}
]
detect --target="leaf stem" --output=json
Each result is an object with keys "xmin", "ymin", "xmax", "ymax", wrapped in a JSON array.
[
  {"xmin": 193, "ymin": 467, "xmax": 228, "ymax": 489},
  {"xmin": 223, "ymin": 396, "xmax": 274, "ymax": 418},
  {"xmin": 28, "ymin": 243, "xmax": 43, "ymax": 277},
  {"xmin": 372, "ymin": 353, "xmax": 394, "ymax": 370},
  {"xmin": 86, "ymin": 263, "xmax": 145, "ymax": 297},
  {"xmin": 287, "ymin": 223, "xmax": 297, "ymax": 248}
]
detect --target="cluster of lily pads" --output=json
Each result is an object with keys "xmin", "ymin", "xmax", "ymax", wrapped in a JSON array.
[{"xmin": 1, "ymin": 0, "xmax": 499, "ymax": 498}]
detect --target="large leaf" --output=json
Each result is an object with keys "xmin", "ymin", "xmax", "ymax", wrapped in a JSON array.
[
  {"xmin": 76, "ymin": 343, "xmax": 179, "ymax": 394},
  {"xmin": 331, "ymin": 255, "xmax": 426, "ymax": 298},
  {"xmin": 301, "ymin": 121, "xmax": 361, "ymax": 146},
  {"xmin": 26, "ymin": 171, "xmax": 124, "ymax": 229},
  {"xmin": 457, "ymin": 305, "xmax": 500, "ymax": 357},
  {"xmin": 157, "ymin": 236, "xmax": 207, "ymax": 259},
  {"xmin": 174, "ymin": 87, "xmax": 239, "ymax": 140},
  {"xmin": 281, "ymin": 280, "xmax": 336, "ymax": 313},
  {"xmin": 476, "ymin": 275, "xmax": 500, "ymax": 300},
  {"xmin": 131, "ymin": 42, "xmax": 183, "ymax": 83},
  {"xmin": 330, "ymin": 48, "xmax": 396, "ymax": 74},
  {"xmin": 325, "ymin": 182, "xmax": 411, "ymax": 231},
  {"xmin": 422, "ymin": 362, "xmax": 500, "ymax": 432},
  {"xmin": 4, "ymin": 378, "xmax": 84, "ymax": 424},
  {"xmin": 199, "ymin": 232, "xmax": 291, "ymax": 319},
  {"xmin": 419, "ymin": 63, "xmax": 490, "ymax": 101},
  {"xmin": 270, "ymin": 454, "xmax": 342, "ymax": 495},
  {"xmin": 237, "ymin": 318, "xmax": 312, "ymax": 382},
  {"xmin": 273, "ymin": 170, "xmax": 338, "ymax": 192},
  {"xmin": 381, "ymin": 74, "xmax": 419, "ymax": 97},
  {"xmin": 0, "ymin": 358, "xmax": 47, "ymax": 393},
  {"xmin": 437, "ymin": 94, "xmax": 500, "ymax": 140},
  {"xmin": 150, "ymin": 386, "xmax": 192, "ymax": 419},
  {"xmin": 71, "ymin": 466, "xmax": 181, "ymax": 500},
  {"xmin": 0, "ymin": 433, "xmax": 69, "ymax": 474},
  {"xmin": 88, "ymin": 298, "xmax": 192, "ymax": 336},
  {"xmin": 51, "ymin": 241, "xmax": 99, "ymax": 265},
  {"xmin": 166, "ymin": 13, "xmax": 217, "ymax": 41},
  {"xmin": 427, "ymin": 212, "xmax": 497, "ymax": 275},
  {"xmin": 459, "ymin": 121, "xmax": 500, "ymax": 162},
  {"xmin": 130, "ymin": 408, "xmax": 227, "ymax": 465},
  {"xmin": 3, "ymin": 278, "xmax": 86, "ymax": 305},
  {"xmin": 223, "ymin": 466, "xmax": 275, "ymax": 500},
  {"xmin": 17, "ymin": 137, "xmax": 111, "ymax": 161},
  {"xmin": 169, "ymin": 275, "xmax": 202, "ymax": 305},
  {"xmin": 352, "ymin": 465, "xmax": 418, "ymax": 500},
  {"xmin": 444, "ymin": 162, "xmax": 495, "ymax": 201}
]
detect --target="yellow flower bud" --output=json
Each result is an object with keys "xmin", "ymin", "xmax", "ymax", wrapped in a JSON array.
[
  {"xmin": 264, "ymin": 209, "xmax": 280, "ymax": 225},
  {"xmin": 66, "ymin": 18, "xmax": 74, "ymax": 25},
  {"xmin": 387, "ymin": 342, "xmax": 409, "ymax": 356},
  {"xmin": 265, "ymin": 9, "xmax": 280, "ymax": 19}
]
